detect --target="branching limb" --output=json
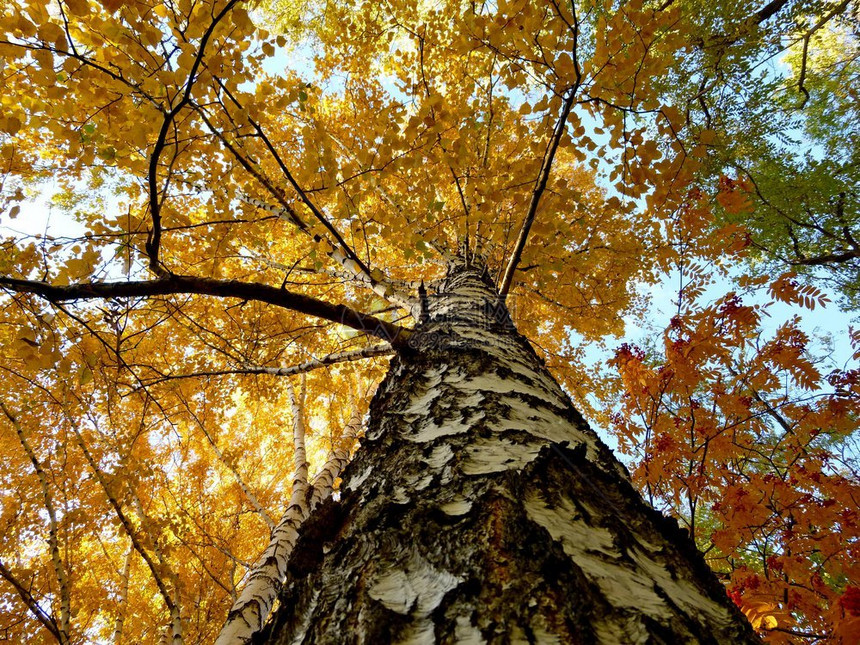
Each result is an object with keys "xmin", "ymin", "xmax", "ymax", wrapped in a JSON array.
[
  {"xmin": 141, "ymin": 344, "xmax": 394, "ymax": 386},
  {"xmin": 1, "ymin": 402, "xmax": 71, "ymax": 644},
  {"xmin": 171, "ymin": 393, "xmax": 277, "ymax": 529},
  {"xmin": 0, "ymin": 558, "xmax": 63, "ymax": 642},
  {"xmin": 239, "ymin": 196, "xmax": 420, "ymax": 315},
  {"xmin": 145, "ymin": 0, "xmax": 243, "ymax": 276},
  {"xmin": 754, "ymin": 0, "xmax": 791, "ymax": 24},
  {"xmin": 693, "ymin": 0, "xmax": 791, "ymax": 50},
  {"xmin": 191, "ymin": 101, "xmax": 419, "ymax": 316},
  {"xmin": 497, "ymin": 0, "xmax": 581, "ymax": 299},
  {"xmin": 795, "ymin": 0, "xmax": 851, "ymax": 107},
  {"xmin": 0, "ymin": 274, "xmax": 411, "ymax": 348},
  {"xmin": 291, "ymin": 265, "xmax": 428, "ymax": 291},
  {"xmin": 214, "ymin": 76, "xmax": 368, "ymax": 272},
  {"xmin": 287, "ymin": 379, "xmax": 311, "ymax": 501},
  {"xmin": 205, "ymin": 76, "xmax": 405, "ymax": 302}
]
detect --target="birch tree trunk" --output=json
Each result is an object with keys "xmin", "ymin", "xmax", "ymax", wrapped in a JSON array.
[{"xmin": 261, "ymin": 259, "xmax": 758, "ymax": 644}]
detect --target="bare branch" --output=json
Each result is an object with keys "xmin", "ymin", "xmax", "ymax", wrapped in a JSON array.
[
  {"xmin": 141, "ymin": 344, "xmax": 394, "ymax": 386},
  {"xmin": 208, "ymin": 431, "xmax": 276, "ymax": 529},
  {"xmin": 192, "ymin": 101, "xmax": 419, "ymax": 315}
]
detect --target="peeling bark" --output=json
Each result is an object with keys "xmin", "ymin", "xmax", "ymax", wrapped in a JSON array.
[
  {"xmin": 309, "ymin": 410, "xmax": 361, "ymax": 509},
  {"xmin": 216, "ymin": 380, "xmax": 313, "ymax": 644},
  {"xmin": 113, "ymin": 544, "xmax": 133, "ymax": 645},
  {"xmin": 261, "ymin": 259, "xmax": 758, "ymax": 644}
]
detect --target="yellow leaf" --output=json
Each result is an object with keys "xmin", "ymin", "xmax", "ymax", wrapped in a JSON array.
[
  {"xmin": 78, "ymin": 365, "xmax": 93, "ymax": 385},
  {"xmin": 64, "ymin": 0, "xmax": 91, "ymax": 16},
  {"xmin": 699, "ymin": 129, "xmax": 717, "ymax": 145},
  {"xmin": 2, "ymin": 116, "xmax": 22, "ymax": 135},
  {"xmin": 99, "ymin": 0, "xmax": 125, "ymax": 12},
  {"xmin": 37, "ymin": 22, "xmax": 64, "ymax": 44}
]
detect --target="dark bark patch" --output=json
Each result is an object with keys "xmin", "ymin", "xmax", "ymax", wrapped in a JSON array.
[{"xmin": 287, "ymin": 492, "xmax": 354, "ymax": 579}]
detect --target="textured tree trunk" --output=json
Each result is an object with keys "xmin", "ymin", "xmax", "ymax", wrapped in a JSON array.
[{"xmin": 260, "ymin": 259, "xmax": 758, "ymax": 644}]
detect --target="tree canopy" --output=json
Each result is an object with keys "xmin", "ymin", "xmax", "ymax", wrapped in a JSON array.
[{"xmin": 0, "ymin": 0, "xmax": 857, "ymax": 642}]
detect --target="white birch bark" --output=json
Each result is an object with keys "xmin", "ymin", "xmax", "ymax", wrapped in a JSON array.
[
  {"xmin": 309, "ymin": 410, "xmax": 361, "ymax": 509},
  {"xmin": 113, "ymin": 544, "xmax": 133, "ymax": 645},
  {"xmin": 261, "ymin": 258, "xmax": 760, "ymax": 644},
  {"xmin": 214, "ymin": 380, "xmax": 311, "ymax": 644}
]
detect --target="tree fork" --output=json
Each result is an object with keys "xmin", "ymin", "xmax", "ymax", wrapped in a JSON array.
[{"xmin": 260, "ymin": 259, "xmax": 759, "ymax": 644}]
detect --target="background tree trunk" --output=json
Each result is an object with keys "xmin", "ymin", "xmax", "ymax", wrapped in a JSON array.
[{"xmin": 261, "ymin": 259, "xmax": 758, "ymax": 644}]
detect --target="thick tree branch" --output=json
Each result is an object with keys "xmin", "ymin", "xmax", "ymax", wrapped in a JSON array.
[
  {"xmin": 0, "ymin": 559, "xmax": 63, "ymax": 642},
  {"xmin": 790, "ymin": 248, "xmax": 860, "ymax": 266},
  {"xmin": 753, "ymin": 0, "xmax": 791, "ymax": 24},
  {"xmin": 497, "ymin": 0, "xmax": 582, "ymax": 299},
  {"xmin": 0, "ymin": 275, "xmax": 411, "ymax": 348},
  {"xmin": 695, "ymin": 0, "xmax": 792, "ymax": 51}
]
